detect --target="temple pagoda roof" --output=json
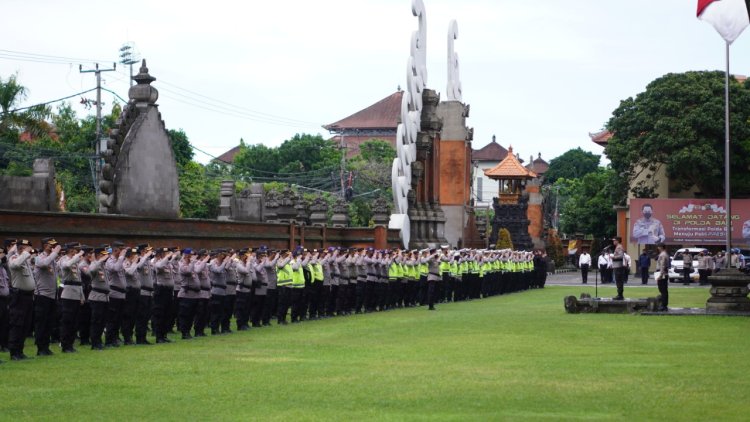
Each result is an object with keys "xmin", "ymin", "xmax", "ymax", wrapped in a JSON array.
[
  {"xmin": 483, "ymin": 146, "xmax": 537, "ymax": 180},
  {"xmin": 589, "ymin": 129, "xmax": 612, "ymax": 147},
  {"xmin": 323, "ymin": 91, "xmax": 403, "ymax": 132},
  {"xmin": 472, "ymin": 135, "xmax": 508, "ymax": 162}
]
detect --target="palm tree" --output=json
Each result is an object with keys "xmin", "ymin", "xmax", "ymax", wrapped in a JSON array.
[{"xmin": 0, "ymin": 74, "xmax": 51, "ymax": 140}]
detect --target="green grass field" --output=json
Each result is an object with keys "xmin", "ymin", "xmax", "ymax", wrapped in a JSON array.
[{"xmin": 2, "ymin": 286, "xmax": 749, "ymax": 421}]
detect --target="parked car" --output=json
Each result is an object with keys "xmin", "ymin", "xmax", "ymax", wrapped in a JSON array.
[{"xmin": 653, "ymin": 247, "xmax": 708, "ymax": 283}]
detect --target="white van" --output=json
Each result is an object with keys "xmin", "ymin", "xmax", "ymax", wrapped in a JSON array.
[{"xmin": 653, "ymin": 247, "xmax": 708, "ymax": 283}]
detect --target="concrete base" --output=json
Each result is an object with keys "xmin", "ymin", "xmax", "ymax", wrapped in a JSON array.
[
  {"xmin": 706, "ymin": 268, "xmax": 750, "ymax": 313},
  {"xmin": 564, "ymin": 293, "xmax": 659, "ymax": 314},
  {"xmin": 642, "ymin": 308, "xmax": 750, "ymax": 317}
]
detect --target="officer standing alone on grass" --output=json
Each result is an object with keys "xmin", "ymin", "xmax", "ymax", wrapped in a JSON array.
[
  {"xmin": 656, "ymin": 244, "xmax": 670, "ymax": 311},
  {"xmin": 611, "ymin": 237, "xmax": 625, "ymax": 300}
]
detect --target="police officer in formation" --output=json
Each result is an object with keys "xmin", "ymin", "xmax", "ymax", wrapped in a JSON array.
[{"xmin": 0, "ymin": 237, "xmax": 539, "ymax": 363}]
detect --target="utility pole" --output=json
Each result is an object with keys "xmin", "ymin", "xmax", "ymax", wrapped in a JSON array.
[
  {"xmin": 119, "ymin": 43, "xmax": 139, "ymax": 87},
  {"xmin": 80, "ymin": 62, "xmax": 116, "ymax": 211}
]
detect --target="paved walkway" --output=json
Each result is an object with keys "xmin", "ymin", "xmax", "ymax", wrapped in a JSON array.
[{"xmin": 545, "ymin": 271, "xmax": 710, "ymax": 289}]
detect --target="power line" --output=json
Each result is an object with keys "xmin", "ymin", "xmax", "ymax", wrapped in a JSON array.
[
  {"xmin": 1, "ymin": 88, "xmax": 97, "ymax": 114},
  {"xmin": 0, "ymin": 49, "xmax": 109, "ymax": 64}
]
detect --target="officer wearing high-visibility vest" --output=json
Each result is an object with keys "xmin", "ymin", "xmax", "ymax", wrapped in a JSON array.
[
  {"xmin": 289, "ymin": 247, "xmax": 308, "ymax": 323},
  {"xmin": 439, "ymin": 245, "xmax": 452, "ymax": 303},
  {"xmin": 387, "ymin": 250, "xmax": 401, "ymax": 309},
  {"xmin": 275, "ymin": 250, "xmax": 293, "ymax": 325},
  {"xmin": 307, "ymin": 250, "xmax": 325, "ymax": 320}
]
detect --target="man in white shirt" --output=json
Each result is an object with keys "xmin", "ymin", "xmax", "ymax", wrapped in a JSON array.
[{"xmin": 578, "ymin": 250, "xmax": 591, "ymax": 284}]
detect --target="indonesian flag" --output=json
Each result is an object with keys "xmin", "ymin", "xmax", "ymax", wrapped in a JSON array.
[{"xmin": 697, "ymin": 0, "xmax": 750, "ymax": 43}]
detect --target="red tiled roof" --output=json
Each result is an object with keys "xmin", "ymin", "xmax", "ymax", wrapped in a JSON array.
[
  {"xmin": 472, "ymin": 136, "xmax": 508, "ymax": 162},
  {"xmin": 526, "ymin": 153, "xmax": 549, "ymax": 175},
  {"xmin": 589, "ymin": 130, "xmax": 612, "ymax": 146},
  {"xmin": 484, "ymin": 146, "xmax": 537, "ymax": 179},
  {"xmin": 324, "ymin": 91, "xmax": 403, "ymax": 131},
  {"xmin": 215, "ymin": 145, "xmax": 241, "ymax": 164}
]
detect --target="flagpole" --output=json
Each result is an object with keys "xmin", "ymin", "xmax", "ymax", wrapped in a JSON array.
[{"xmin": 724, "ymin": 40, "xmax": 731, "ymax": 268}]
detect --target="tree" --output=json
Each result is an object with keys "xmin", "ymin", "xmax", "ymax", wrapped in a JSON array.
[
  {"xmin": 605, "ymin": 71, "xmax": 750, "ymax": 198},
  {"xmin": 346, "ymin": 139, "xmax": 395, "ymax": 225},
  {"xmin": 557, "ymin": 168, "xmax": 618, "ymax": 240},
  {"xmin": 168, "ymin": 129, "xmax": 193, "ymax": 169},
  {"xmin": 546, "ymin": 229, "xmax": 565, "ymax": 268},
  {"xmin": 358, "ymin": 139, "xmax": 396, "ymax": 163},
  {"xmin": 0, "ymin": 74, "xmax": 51, "ymax": 140},
  {"xmin": 543, "ymin": 147, "xmax": 600, "ymax": 185},
  {"xmin": 496, "ymin": 228, "xmax": 514, "ymax": 250}
]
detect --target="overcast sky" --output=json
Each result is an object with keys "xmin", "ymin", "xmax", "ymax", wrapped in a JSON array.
[{"xmin": 2, "ymin": 0, "xmax": 749, "ymax": 165}]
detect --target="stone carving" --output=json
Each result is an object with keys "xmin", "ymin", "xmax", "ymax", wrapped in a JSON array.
[
  {"xmin": 294, "ymin": 197, "xmax": 309, "ymax": 225},
  {"xmin": 447, "ymin": 19, "xmax": 462, "ymax": 102},
  {"xmin": 99, "ymin": 60, "xmax": 179, "ymax": 217},
  {"xmin": 390, "ymin": 0, "xmax": 428, "ymax": 248},
  {"xmin": 371, "ymin": 197, "xmax": 391, "ymax": 227},
  {"xmin": 706, "ymin": 269, "xmax": 750, "ymax": 312},
  {"xmin": 274, "ymin": 187, "xmax": 299, "ymax": 223},
  {"xmin": 218, "ymin": 180, "xmax": 235, "ymax": 221},
  {"xmin": 564, "ymin": 293, "xmax": 659, "ymax": 314},
  {"xmin": 331, "ymin": 198, "xmax": 350, "ymax": 228},
  {"xmin": 488, "ymin": 194, "xmax": 533, "ymax": 251},
  {"xmin": 217, "ymin": 182, "xmax": 265, "ymax": 222},
  {"xmin": 264, "ymin": 190, "xmax": 280, "ymax": 223},
  {"xmin": 309, "ymin": 196, "xmax": 329, "ymax": 227}
]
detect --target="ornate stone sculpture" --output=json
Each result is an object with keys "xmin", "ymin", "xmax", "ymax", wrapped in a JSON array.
[
  {"xmin": 309, "ymin": 196, "xmax": 329, "ymax": 227},
  {"xmin": 99, "ymin": 60, "xmax": 179, "ymax": 217},
  {"xmin": 331, "ymin": 198, "xmax": 350, "ymax": 228},
  {"xmin": 447, "ymin": 19, "xmax": 462, "ymax": 102}
]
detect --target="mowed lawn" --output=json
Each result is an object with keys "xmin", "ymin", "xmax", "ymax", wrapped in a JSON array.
[{"xmin": 2, "ymin": 286, "xmax": 749, "ymax": 421}]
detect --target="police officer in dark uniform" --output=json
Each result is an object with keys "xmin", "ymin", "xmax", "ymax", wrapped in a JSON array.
[
  {"xmin": 7, "ymin": 239, "xmax": 36, "ymax": 360},
  {"xmin": 84, "ymin": 247, "xmax": 109, "ymax": 350},
  {"xmin": 0, "ymin": 246, "xmax": 10, "ymax": 357},
  {"xmin": 59, "ymin": 242, "xmax": 85, "ymax": 353},
  {"xmin": 152, "ymin": 247, "xmax": 177, "ymax": 343},
  {"xmin": 33, "ymin": 237, "xmax": 61, "ymax": 356}
]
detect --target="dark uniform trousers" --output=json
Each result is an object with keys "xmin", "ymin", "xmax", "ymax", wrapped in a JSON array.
[
  {"xmin": 290, "ymin": 288, "xmax": 304, "ymax": 322},
  {"xmin": 277, "ymin": 287, "xmax": 292, "ymax": 322},
  {"xmin": 0, "ymin": 295, "xmax": 9, "ymax": 350},
  {"xmin": 263, "ymin": 289, "xmax": 277, "ymax": 325},
  {"xmin": 8, "ymin": 289, "xmax": 34, "ymax": 357},
  {"xmin": 135, "ymin": 294, "xmax": 152, "ymax": 342},
  {"xmin": 235, "ymin": 291, "xmax": 251, "ymax": 329},
  {"xmin": 210, "ymin": 295, "xmax": 225, "ymax": 333},
  {"xmin": 657, "ymin": 278, "xmax": 669, "ymax": 309},
  {"xmin": 89, "ymin": 300, "xmax": 107, "ymax": 347},
  {"xmin": 326, "ymin": 285, "xmax": 337, "ymax": 316},
  {"xmin": 122, "ymin": 287, "xmax": 140, "ymax": 342},
  {"xmin": 194, "ymin": 297, "xmax": 209, "ymax": 335},
  {"xmin": 105, "ymin": 297, "xmax": 125, "ymax": 345},
  {"xmin": 427, "ymin": 278, "xmax": 436, "ymax": 310},
  {"xmin": 319, "ymin": 285, "xmax": 330, "ymax": 317},
  {"xmin": 179, "ymin": 297, "xmax": 198, "ymax": 336},
  {"xmin": 169, "ymin": 290, "xmax": 180, "ymax": 332},
  {"xmin": 151, "ymin": 286, "xmax": 173, "ymax": 340},
  {"xmin": 615, "ymin": 267, "xmax": 626, "ymax": 297},
  {"xmin": 59, "ymin": 298, "xmax": 80, "ymax": 350},
  {"xmin": 308, "ymin": 281, "xmax": 322, "ymax": 319},
  {"xmin": 33, "ymin": 295, "xmax": 56, "ymax": 352},
  {"xmin": 251, "ymin": 293, "xmax": 265, "ymax": 327},
  {"xmin": 221, "ymin": 294, "xmax": 235, "ymax": 332},
  {"xmin": 77, "ymin": 299, "xmax": 91, "ymax": 345}
]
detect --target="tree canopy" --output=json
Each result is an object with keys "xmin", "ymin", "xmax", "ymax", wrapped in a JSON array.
[
  {"xmin": 542, "ymin": 147, "xmax": 600, "ymax": 185},
  {"xmin": 605, "ymin": 70, "xmax": 750, "ymax": 198}
]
